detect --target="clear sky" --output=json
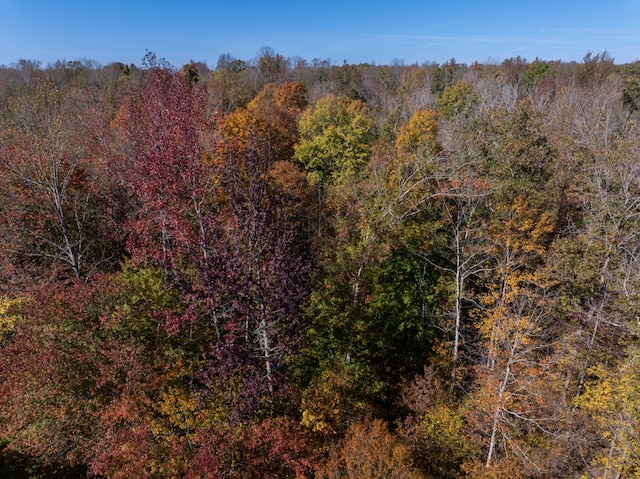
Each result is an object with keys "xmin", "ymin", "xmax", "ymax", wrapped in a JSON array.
[{"xmin": 2, "ymin": 1, "xmax": 640, "ymax": 68}]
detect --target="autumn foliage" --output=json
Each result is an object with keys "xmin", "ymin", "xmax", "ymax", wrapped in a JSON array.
[{"xmin": 1, "ymin": 51, "xmax": 640, "ymax": 478}]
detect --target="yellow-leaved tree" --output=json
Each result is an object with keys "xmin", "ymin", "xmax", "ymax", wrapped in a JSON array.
[
  {"xmin": 575, "ymin": 355, "xmax": 640, "ymax": 478},
  {"xmin": 0, "ymin": 296, "xmax": 25, "ymax": 344},
  {"xmin": 469, "ymin": 197, "xmax": 560, "ymax": 476}
]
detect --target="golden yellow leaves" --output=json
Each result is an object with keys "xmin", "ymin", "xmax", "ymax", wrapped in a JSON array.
[
  {"xmin": 0, "ymin": 296, "xmax": 27, "ymax": 343},
  {"xmin": 575, "ymin": 359, "xmax": 640, "ymax": 478},
  {"xmin": 395, "ymin": 108, "xmax": 440, "ymax": 157},
  {"xmin": 500, "ymin": 197, "xmax": 555, "ymax": 258}
]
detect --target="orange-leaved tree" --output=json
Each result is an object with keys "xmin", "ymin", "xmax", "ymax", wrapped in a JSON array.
[
  {"xmin": 469, "ymin": 197, "xmax": 561, "ymax": 475},
  {"xmin": 316, "ymin": 417, "xmax": 426, "ymax": 479}
]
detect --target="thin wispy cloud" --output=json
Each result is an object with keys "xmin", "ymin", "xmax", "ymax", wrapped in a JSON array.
[{"xmin": 1, "ymin": 1, "xmax": 639, "ymax": 65}]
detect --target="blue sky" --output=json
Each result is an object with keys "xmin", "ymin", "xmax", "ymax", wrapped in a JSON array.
[{"xmin": 2, "ymin": 1, "xmax": 640, "ymax": 67}]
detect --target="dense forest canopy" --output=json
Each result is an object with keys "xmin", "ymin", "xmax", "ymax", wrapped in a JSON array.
[{"xmin": 1, "ymin": 49, "xmax": 640, "ymax": 478}]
